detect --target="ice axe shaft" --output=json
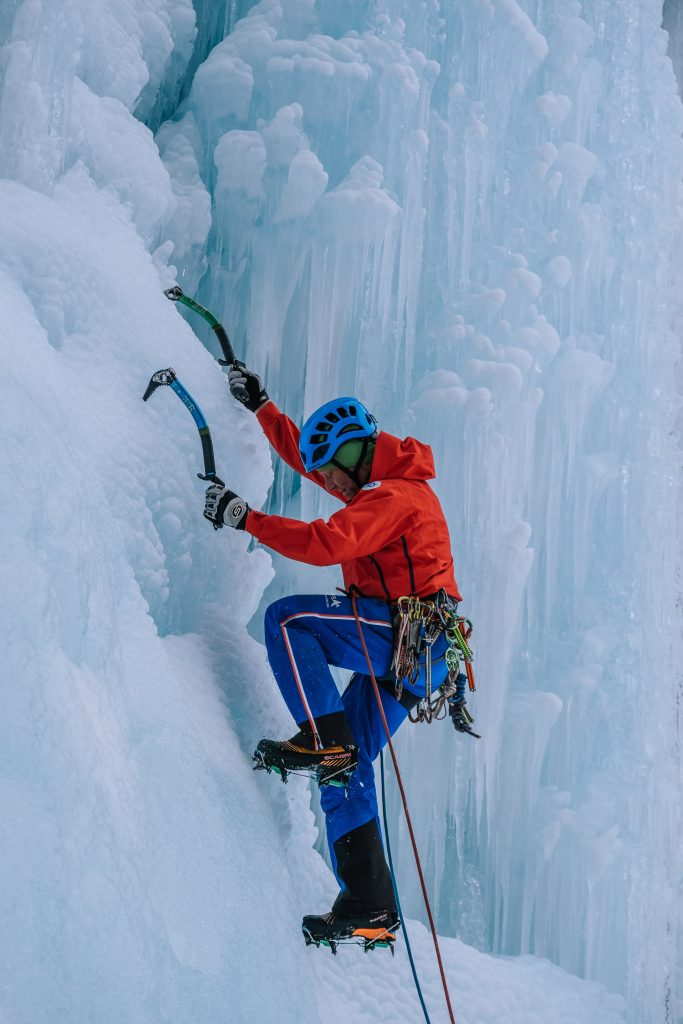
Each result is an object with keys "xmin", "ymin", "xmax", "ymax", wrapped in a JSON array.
[
  {"xmin": 164, "ymin": 286, "xmax": 249, "ymax": 403},
  {"xmin": 143, "ymin": 368, "xmax": 225, "ymax": 526}
]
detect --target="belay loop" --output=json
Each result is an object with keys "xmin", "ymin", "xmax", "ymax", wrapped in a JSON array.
[{"xmin": 391, "ymin": 591, "xmax": 480, "ymax": 737}]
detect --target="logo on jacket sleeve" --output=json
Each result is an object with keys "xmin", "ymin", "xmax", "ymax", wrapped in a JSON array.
[{"xmin": 361, "ymin": 481, "xmax": 381, "ymax": 491}]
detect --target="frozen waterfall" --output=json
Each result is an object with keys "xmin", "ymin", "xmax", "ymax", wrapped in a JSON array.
[{"xmin": 0, "ymin": 1, "xmax": 681, "ymax": 1022}]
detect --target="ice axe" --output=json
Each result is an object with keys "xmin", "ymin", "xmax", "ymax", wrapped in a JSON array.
[
  {"xmin": 163, "ymin": 286, "xmax": 249, "ymax": 403},
  {"xmin": 143, "ymin": 367, "xmax": 226, "ymax": 528}
]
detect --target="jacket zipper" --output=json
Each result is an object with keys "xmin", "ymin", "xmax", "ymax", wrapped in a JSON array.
[
  {"xmin": 400, "ymin": 535, "xmax": 416, "ymax": 594},
  {"xmin": 367, "ymin": 554, "xmax": 392, "ymax": 602}
]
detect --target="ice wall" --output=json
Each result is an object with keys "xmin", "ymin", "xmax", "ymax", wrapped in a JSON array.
[
  {"xmin": 0, "ymin": 0, "xmax": 679, "ymax": 1019},
  {"xmin": 0, "ymin": 3, "xmax": 322, "ymax": 1021},
  {"xmin": 157, "ymin": 1, "xmax": 683, "ymax": 1020}
]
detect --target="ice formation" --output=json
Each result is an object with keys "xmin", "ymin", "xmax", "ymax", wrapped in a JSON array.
[{"xmin": 0, "ymin": 1, "xmax": 681, "ymax": 1022}]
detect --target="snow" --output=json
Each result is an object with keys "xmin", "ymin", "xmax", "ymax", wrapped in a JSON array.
[
  {"xmin": 1, "ymin": 0, "xmax": 682, "ymax": 1022},
  {"xmin": 309, "ymin": 921, "xmax": 625, "ymax": 1024}
]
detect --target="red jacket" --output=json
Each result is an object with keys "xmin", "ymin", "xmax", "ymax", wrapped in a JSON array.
[{"xmin": 245, "ymin": 401, "xmax": 462, "ymax": 603}]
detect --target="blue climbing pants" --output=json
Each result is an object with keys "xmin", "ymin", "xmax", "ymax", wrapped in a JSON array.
[{"xmin": 263, "ymin": 593, "xmax": 450, "ymax": 876}]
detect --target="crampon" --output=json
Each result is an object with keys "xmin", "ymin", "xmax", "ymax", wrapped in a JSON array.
[
  {"xmin": 302, "ymin": 910, "xmax": 400, "ymax": 954},
  {"xmin": 252, "ymin": 737, "xmax": 358, "ymax": 788}
]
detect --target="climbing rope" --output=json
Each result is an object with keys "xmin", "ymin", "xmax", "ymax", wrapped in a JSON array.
[
  {"xmin": 350, "ymin": 592, "xmax": 457, "ymax": 1024},
  {"xmin": 379, "ymin": 748, "xmax": 431, "ymax": 1024}
]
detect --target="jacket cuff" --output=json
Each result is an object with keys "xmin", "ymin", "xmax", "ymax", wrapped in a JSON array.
[
  {"xmin": 255, "ymin": 398, "xmax": 277, "ymax": 423},
  {"xmin": 244, "ymin": 509, "xmax": 263, "ymax": 536}
]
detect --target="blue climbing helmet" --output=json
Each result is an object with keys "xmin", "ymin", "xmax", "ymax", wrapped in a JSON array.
[{"xmin": 299, "ymin": 396, "xmax": 378, "ymax": 473}]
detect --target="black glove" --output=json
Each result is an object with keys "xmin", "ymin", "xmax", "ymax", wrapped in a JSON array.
[
  {"xmin": 448, "ymin": 673, "xmax": 480, "ymax": 737},
  {"xmin": 204, "ymin": 483, "xmax": 249, "ymax": 530},
  {"xmin": 228, "ymin": 363, "xmax": 269, "ymax": 413},
  {"xmin": 448, "ymin": 698, "xmax": 481, "ymax": 738}
]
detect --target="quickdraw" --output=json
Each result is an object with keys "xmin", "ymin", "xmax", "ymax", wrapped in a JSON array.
[
  {"xmin": 391, "ymin": 591, "xmax": 480, "ymax": 737},
  {"xmin": 392, "ymin": 596, "xmax": 439, "ymax": 698}
]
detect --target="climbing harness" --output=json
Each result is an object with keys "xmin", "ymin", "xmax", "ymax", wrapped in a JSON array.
[
  {"xmin": 163, "ymin": 285, "xmax": 249, "ymax": 403},
  {"xmin": 350, "ymin": 593, "xmax": 458, "ymax": 1024},
  {"xmin": 392, "ymin": 591, "xmax": 480, "ymax": 737},
  {"xmin": 142, "ymin": 367, "xmax": 226, "ymax": 525}
]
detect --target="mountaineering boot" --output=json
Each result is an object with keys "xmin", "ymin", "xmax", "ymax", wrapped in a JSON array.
[
  {"xmin": 302, "ymin": 820, "xmax": 399, "ymax": 952},
  {"xmin": 253, "ymin": 711, "xmax": 358, "ymax": 786},
  {"xmin": 301, "ymin": 907, "xmax": 399, "ymax": 953}
]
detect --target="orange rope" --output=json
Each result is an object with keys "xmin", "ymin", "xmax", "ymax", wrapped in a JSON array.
[{"xmin": 350, "ymin": 593, "xmax": 457, "ymax": 1024}]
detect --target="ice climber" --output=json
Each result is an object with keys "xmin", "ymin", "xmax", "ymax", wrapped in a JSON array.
[{"xmin": 203, "ymin": 362, "xmax": 473, "ymax": 951}]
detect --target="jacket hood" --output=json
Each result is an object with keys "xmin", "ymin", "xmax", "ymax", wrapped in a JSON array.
[{"xmin": 370, "ymin": 431, "xmax": 435, "ymax": 482}]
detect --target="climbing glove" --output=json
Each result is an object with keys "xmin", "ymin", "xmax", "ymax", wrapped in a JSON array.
[
  {"xmin": 448, "ymin": 673, "xmax": 480, "ymax": 737},
  {"xmin": 449, "ymin": 698, "xmax": 475, "ymax": 734},
  {"xmin": 228, "ymin": 363, "xmax": 269, "ymax": 413},
  {"xmin": 204, "ymin": 482, "xmax": 249, "ymax": 530}
]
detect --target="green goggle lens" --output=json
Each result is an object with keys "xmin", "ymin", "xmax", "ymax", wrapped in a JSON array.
[{"xmin": 319, "ymin": 439, "xmax": 370, "ymax": 471}]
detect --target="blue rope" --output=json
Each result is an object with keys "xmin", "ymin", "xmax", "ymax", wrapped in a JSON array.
[{"xmin": 380, "ymin": 748, "xmax": 431, "ymax": 1024}]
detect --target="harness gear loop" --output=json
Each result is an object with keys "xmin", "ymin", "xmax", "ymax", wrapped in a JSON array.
[
  {"xmin": 392, "ymin": 597, "xmax": 435, "ymax": 701},
  {"xmin": 350, "ymin": 593, "xmax": 457, "ymax": 1024},
  {"xmin": 391, "ymin": 591, "xmax": 479, "ymax": 735}
]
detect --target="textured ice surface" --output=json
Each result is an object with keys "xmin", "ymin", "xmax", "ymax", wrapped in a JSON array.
[
  {"xmin": 0, "ymin": 173, "xmax": 306, "ymax": 1021},
  {"xmin": 0, "ymin": 0, "xmax": 680, "ymax": 1022},
  {"xmin": 0, "ymin": 4, "xmax": 308, "ymax": 1020}
]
